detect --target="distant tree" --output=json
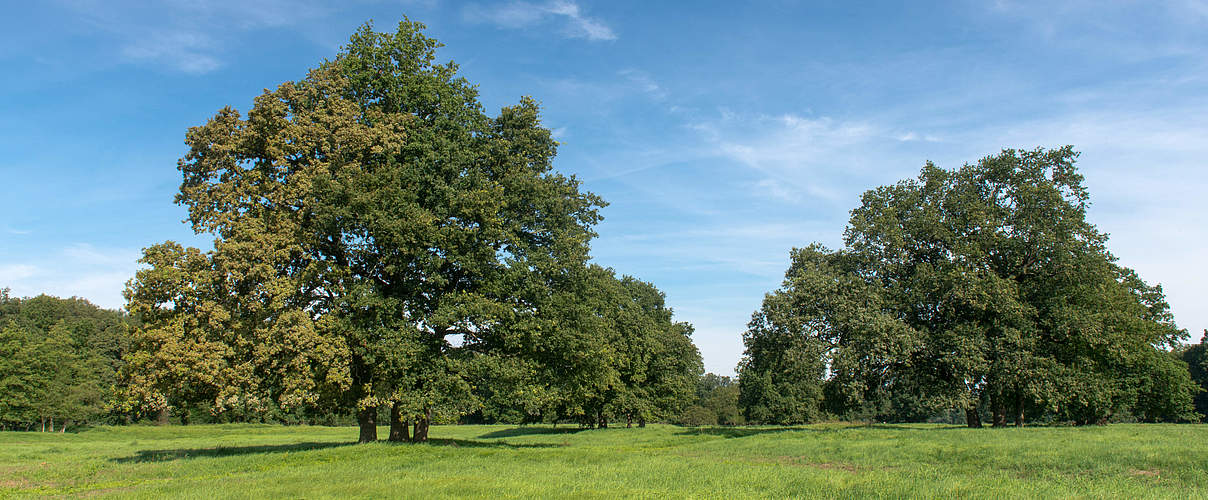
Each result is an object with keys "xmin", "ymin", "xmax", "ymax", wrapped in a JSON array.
[
  {"xmin": 496, "ymin": 266, "xmax": 701, "ymax": 428},
  {"xmin": 682, "ymin": 373, "xmax": 743, "ymax": 426},
  {"xmin": 0, "ymin": 290, "xmax": 129, "ymax": 431},
  {"xmin": 1181, "ymin": 332, "xmax": 1208, "ymax": 421},
  {"xmin": 503, "ymin": 264, "xmax": 621, "ymax": 427},
  {"xmin": 679, "ymin": 405, "xmax": 717, "ymax": 426},
  {"xmin": 738, "ymin": 245, "xmax": 916, "ymax": 424},
  {"xmin": 608, "ymin": 277, "xmax": 702, "ymax": 427},
  {"xmin": 739, "ymin": 148, "xmax": 1197, "ymax": 426},
  {"xmin": 122, "ymin": 20, "xmax": 603, "ymax": 443}
]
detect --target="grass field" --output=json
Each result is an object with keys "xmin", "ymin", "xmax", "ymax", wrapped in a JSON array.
[{"xmin": 1, "ymin": 423, "xmax": 1206, "ymax": 498}]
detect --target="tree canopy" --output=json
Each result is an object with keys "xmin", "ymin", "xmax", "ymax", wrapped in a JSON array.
[
  {"xmin": 1181, "ymin": 332, "xmax": 1208, "ymax": 422},
  {"xmin": 121, "ymin": 20, "xmax": 618, "ymax": 442},
  {"xmin": 739, "ymin": 147, "xmax": 1199, "ymax": 426},
  {"xmin": 472, "ymin": 264, "xmax": 702, "ymax": 428},
  {"xmin": 0, "ymin": 290, "xmax": 130, "ymax": 431}
]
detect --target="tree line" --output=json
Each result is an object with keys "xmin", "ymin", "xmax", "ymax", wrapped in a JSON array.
[
  {"xmin": 0, "ymin": 291, "xmax": 130, "ymax": 431},
  {"xmin": 737, "ymin": 148, "xmax": 1207, "ymax": 426},
  {"xmin": 3, "ymin": 22, "xmax": 1206, "ymax": 436},
  {"xmin": 0, "ymin": 285, "xmax": 719, "ymax": 432}
]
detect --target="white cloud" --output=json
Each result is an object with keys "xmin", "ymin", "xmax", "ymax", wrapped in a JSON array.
[
  {"xmin": 0, "ymin": 264, "xmax": 39, "ymax": 283},
  {"xmin": 690, "ymin": 111, "xmax": 907, "ymax": 204},
  {"xmin": 120, "ymin": 31, "xmax": 221, "ymax": 74},
  {"xmin": 463, "ymin": 0, "xmax": 616, "ymax": 41},
  {"xmin": 619, "ymin": 69, "xmax": 666, "ymax": 100},
  {"xmin": 0, "ymin": 244, "xmax": 141, "ymax": 310},
  {"xmin": 165, "ymin": 0, "xmax": 330, "ymax": 29},
  {"xmin": 64, "ymin": 243, "xmax": 142, "ymax": 267},
  {"xmin": 60, "ymin": 0, "xmax": 335, "ymax": 74},
  {"xmin": 753, "ymin": 178, "xmax": 798, "ymax": 203},
  {"xmin": 896, "ymin": 131, "xmax": 941, "ymax": 143}
]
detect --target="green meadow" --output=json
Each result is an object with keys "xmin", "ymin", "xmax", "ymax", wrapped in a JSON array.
[{"xmin": 2, "ymin": 423, "xmax": 1206, "ymax": 498}]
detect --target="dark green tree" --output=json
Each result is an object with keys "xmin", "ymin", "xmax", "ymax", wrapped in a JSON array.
[
  {"xmin": 739, "ymin": 148, "xmax": 1197, "ymax": 426},
  {"xmin": 122, "ymin": 20, "xmax": 603, "ymax": 443},
  {"xmin": 1178, "ymin": 332, "xmax": 1208, "ymax": 422},
  {"xmin": 606, "ymin": 277, "xmax": 701, "ymax": 427},
  {"xmin": 681, "ymin": 373, "xmax": 743, "ymax": 426},
  {"xmin": 0, "ymin": 290, "xmax": 129, "ymax": 431},
  {"xmin": 496, "ymin": 265, "xmax": 701, "ymax": 428},
  {"xmin": 738, "ymin": 245, "xmax": 916, "ymax": 424}
]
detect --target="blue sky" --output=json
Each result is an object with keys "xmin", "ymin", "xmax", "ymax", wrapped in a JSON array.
[{"xmin": 2, "ymin": 0, "xmax": 1206, "ymax": 375}]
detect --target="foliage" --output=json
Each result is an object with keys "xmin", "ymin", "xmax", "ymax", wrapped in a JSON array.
[
  {"xmin": 475, "ymin": 266, "xmax": 702, "ymax": 427},
  {"xmin": 1181, "ymin": 332, "xmax": 1208, "ymax": 422},
  {"xmin": 121, "ymin": 19, "xmax": 606, "ymax": 442},
  {"xmin": 119, "ymin": 19, "xmax": 702, "ymax": 440},
  {"xmin": 738, "ymin": 148, "xmax": 1198, "ymax": 425},
  {"xmin": 680, "ymin": 373, "xmax": 743, "ymax": 426},
  {"xmin": 0, "ymin": 290, "xmax": 130, "ymax": 430}
]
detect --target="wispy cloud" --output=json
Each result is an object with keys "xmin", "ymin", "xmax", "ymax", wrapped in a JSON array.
[
  {"xmin": 119, "ymin": 30, "xmax": 221, "ymax": 74},
  {"xmin": 0, "ymin": 264, "xmax": 39, "ymax": 283},
  {"xmin": 58, "ymin": 0, "xmax": 336, "ymax": 74},
  {"xmin": 463, "ymin": 0, "xmax": 616, "ymax": 41},
  {"xmin": 981, "ymin": 0, "xmax": 1208, "ymax": 60},
  {"xmin": 0, "ymin": 244, "xmax": 142, "ymax": 309},
  {"xmin": 618, "ymin": 69, "xmax": 666, "ymax": 100},
  {"xmin": 896, "ymin": 131, "xmax": 941, "ymax": 143},
  {"xmin": 690, "ymin": 111, "xmax": 902, "ymax": 204}
]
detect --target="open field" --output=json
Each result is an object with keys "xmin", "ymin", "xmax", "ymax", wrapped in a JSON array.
[{"xmin": 1, "ymin": 423, "xmax": 1206, "ymax": 499}]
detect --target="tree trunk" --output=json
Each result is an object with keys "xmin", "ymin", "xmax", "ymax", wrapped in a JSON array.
[
  {"xmin": 62, "ymin": 420, "xmax": 70, "ymax": 433},
  {"xmin": 1015, "ymin": 390, "xmax": 1025, "ymax": 427},
  {"xmin": 596, "ymin": 410, "xmax": 607, "ymax": 429},
  {"xmin": 388, "ymin": 402, "xmax": 410, "ymax": 442},
  {"xmin": 156, "ymin": 408, "xmax": 170, "ymax": 426},
  {"xmin": 965, "ymin": 408, "xmax": 982, "ymax": 428},
  {"xmin": 41, "ymin": 417, "xmax": 46, "ymax": 432},
  {"xmin": 412, "ymin": 407, "xmax": 431, "ymax": 442},
  {"xmin": 357, "ymin": 405, "xmax": 378, "ymax": 443},
  {"xmin": 638, "ymin": 417, "xmax": 646, "ymax": 428},
  {"xmin": 991, "ymin": 395, "xmax": 1007, "ymax": 427},
  {"xmin": 626, "ymin": 413, "xmax": 632, "ymax": 428},
  {"xmin": 50, "ymin": 417, "xmax": 55, "ymax": 433}
]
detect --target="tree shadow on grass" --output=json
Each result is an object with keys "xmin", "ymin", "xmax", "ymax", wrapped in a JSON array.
[
  {"xmin": 477, "ymin": 427, "xmax": 587, "ymax": 439},
  {"xmin": 678, "ymin": 423, "xmax": 968, "ymax": 439},
  {"xmin": 115, "ymin": 437, "xmax": 563, "ymax": 463},
  {"xmin": 676, "ymin": 427, "xmax": 803, "ymax": 439},
  {"xmin": 113, "ymin": 441, "xmax": 354, "ymax": 463},
  {"xmin": 864, "ymin": 423, "xmax": 967, "ymax": 431},
  {"xmin": 422, "ymin": 438, "xmax": 564, "ymax": 449}
]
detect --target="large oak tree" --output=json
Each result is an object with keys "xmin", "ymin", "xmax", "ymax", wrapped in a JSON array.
[{"xmin": 123, "ymin": 20, "xmax": 604, "ymax": 442}]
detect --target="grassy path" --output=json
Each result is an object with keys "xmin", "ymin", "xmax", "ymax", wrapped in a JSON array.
[{"xmin": 1, "ymin": 423, "xmax": 1205, "ymax": 498}]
